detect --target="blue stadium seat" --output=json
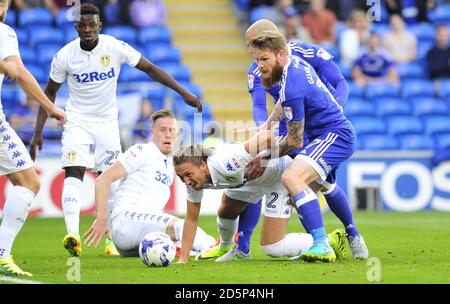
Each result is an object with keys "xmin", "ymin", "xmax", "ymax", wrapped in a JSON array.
[
  {"xmin": 29, "ymin": 26, "xmax": 65, "ymax": 47},
  {"xmin": 103, "ymin": 26, "xmax": 138, "ymax": 45},
  {"xmin": 55, "ymin": 8, "xmax": 72, "ymax": 27},
  {"xmin": 349, "ymin": 116, "xmax": 386, "ymax": 135},
  {"xmin": 18, "ymin": 8, "xmax": 53, "ymax": 27},
  {"xmin": 408, "ymin": 23, "xmax": 435, "ymax": 41},
  {"xmin": 63, "ymin": 25, "xmax": 78, "ymax": 44},
  {"xmin": 36, "ymin": 43, "xmax": 61, "ymax": 66},
  {"xmin": 359, "ymin": 134, "xmax": 400, "ymax": 150},
  {"xmin": 424, "ymin": 115, "xmax": 450, "ymax": 134},
  {"xmin": 434, "ymin": 133, "xmax": 450, "ymax": 150},
  {"xmin": 250, "ymin": 6, "xmax": 273, "ymax": 23},
  {"xmin": 5, "ymin": 9, "xmax": 15, "ymax": 26},
  {"xmin": 401, "ymin": 79, "xmax": 436, "ymax": 98},
  {"xmin": 396, "ymin": 63, "xmax": 426, "ymax": 80},
  {"xmin": 145, "ymin": 46, "xmax": 181, "ymax": 65},
  {"xmin": 371, "ymin": 23, "xmax": 391, "ymax": 36},
  {"xmin": 118, "ymin": 65, "xmax": 149, "ymax": 83},
  {"xmin": 158, "ymin": 64, "xmax": 191, "ymax": 82},
  {"xmin": 147, "ymin": 87, "xmax": 166, "ymax": 111},
  {"xmin": 417, "ymin": 40, "xmax": 434, "ymax": 60},
  {"xmin": 386, "ymin": 115, "xmax": 424, "ymax": 135},
  {"xmin": 138, "ymin": 27, "xmax": 171, "ymax": 45},
  {"xmin": 411, "ymin": 97, "xmax": 448, "ymax": 116},
  {"xmin": 374, "ymin": 97, "xmax": 411, "ymax": 117},
  {"xmin": 177, "ymin": 82, "xmax": 203, "ymax": 100},
  {"xmin": 25, "ymin": 64, "xmax": 46, "ymax": 83},
  {"xmin": 345, "ymin": 98, "xmax": 375, "ymax": 117},
  {"xmin": 428, "ymin": 4, "xmax": 450, "ymax": 24},
  {"xmin": 398, "ymin": 134, "xmax": 435, "ymax": 150},
  {"xmin": 14, "ymin": 28, "xmax": 29, "ymax": 45},
  {"xmin": 365, "ymin": 83, "xmax": 400, "ymax": 99},
  {"xmin": 1, "ymin": 89, "xmax": 19, "ymax": 112},
  {"xmin": 438, "ymin": 79, "xmax": 450, "ymax": 98},
  {"xmin": 347, "ymin": 81, "xmax": 363, "ymax": 98},
  {"xmin": 19, "ymin": 46, "xmax": 36, "ymax": 65}
]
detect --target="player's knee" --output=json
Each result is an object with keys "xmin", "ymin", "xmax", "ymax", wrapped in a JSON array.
[{"xmin": 281, "ymin": 170, "xmax": 299, "ymax": 188}]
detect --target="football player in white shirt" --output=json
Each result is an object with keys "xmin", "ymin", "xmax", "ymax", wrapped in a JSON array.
[
  {"xmin": 83, "ymin": 110, "xmax": 215, "ymax": 257},
  {"xmin": 173, "ymin": 134, "xmax": 347, "ymax": 264},
  {"xmin": 0, "ymin": 0, "xmax": 66, "ymax": 276},
  {"xmin": 28, "ymin": 3, "xmax": 202, "ymax": 257}
]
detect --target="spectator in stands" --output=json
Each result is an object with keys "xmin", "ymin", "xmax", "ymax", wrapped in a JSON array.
[
  {"xmin": 45, "ymin": 0, "xmax": 69, "ymax": 16},
  {"xmin": 129, "ymin": 0, "xmax": 166, "ymax": 28},
  {"xmin": 98, "ymin": 0, "xmax": 130, "ymax": 26},
  {"xmin": 383, "ymin": 14, "xmax": 417, "ymax": 64},
  {"xmin": 426, "ymin": 24, "xmax": 450, "ymax": 80},
  {"xmin": 385, "ymin": 0, "xmax": 435, "ymax": 24},
  {"xmin": 339, "ymin": 9, "xmax": 370, "ymax": 68},
  {"xmin": 301, "ymin": 0, "xmax": 336, "ymax": 45},
  {"xmin": 352, "ymin": 32, "xmax": 400, "ymax": 87},
  {"xmin": 132, "ymin": 98, "xmax": 154, "ymax": 144},
  {"xmin": 279, "ymin": 5, "xmax": 311, "ymax": 42}
]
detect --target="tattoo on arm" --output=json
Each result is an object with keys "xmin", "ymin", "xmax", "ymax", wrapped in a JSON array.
[{"xmin": 278, "ymin": 120, "xmax": 304, "ymax": 156}]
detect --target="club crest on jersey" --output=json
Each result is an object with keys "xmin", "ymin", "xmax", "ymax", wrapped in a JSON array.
[
  {"xmin": 284, "ymin": 107, "xmax": 293, "ymax": 120},
  {"xmin": 66, "ymin": 151, "xmax": 77, "ymax": 162},
  {"xmin": 248, "ymin": 74, "xmax": 255, "ymax": 89},
  {"xmin": 100, "ymin": 55, "xmax": 110, "ymax": 67},
  {"xmin": 317, "ymin": 48, "xmax": 332, "ymax": 60}
]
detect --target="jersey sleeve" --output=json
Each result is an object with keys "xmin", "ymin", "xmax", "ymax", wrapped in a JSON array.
[
  {"xmin": 50, "ymin": 51, "xmax": 67, "ymax": 84},
  {"xmin": 248, "ymin": 63, "xmax": 268, "ymax": 125},
  {"xmin": 114, "ymin": 38, "xmax": 141, "ymax": 67},
  {"xmin": 117, "ymin": 144, "xmax": 147, "ymax": 175},
  {"xmin": 0, "ymin": 27, "xmax": 20, "ymax": 60},
  {"xmin": 186, "ymin": 187, "xmax": 203, "ymax": 203},
  {"xmin": 211, "ymin": 143, "xmax": 254, "ymax": 177}
]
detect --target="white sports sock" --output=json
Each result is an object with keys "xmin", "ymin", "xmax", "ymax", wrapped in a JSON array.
[
  {"xmin": 62, "ymin": 177, "xmax": 83, "ymax": 236},
  {"xmin": 0, "ymin": 186, "xmax": 35, "ymax": 259},
  {"xmin": 173, "ymin": 220, "xmax": 216, "ymax": 252},
  {"xmin": 261, "ymin": 233, "xmax": 313, "ymax": 258},
  {"xmin": 216, "ymin": 216, "xmax": 238, "ymax": 248}
]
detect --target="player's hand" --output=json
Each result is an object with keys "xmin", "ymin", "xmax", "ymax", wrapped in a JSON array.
[
  {"xmin": 245, "ymin": 156, "xmax": 266, "ymax": 180},
  {"xmin": 182, "ymin": 92, "xmax": 202, "ymax": 113},
  {"xmin": 29, "ymin": 132, "xmax": 44, "ymax": 161},
  {"xmin": 47, "ymin": 106, "xmax": 67, "ymax": 125},
  {"xmin": 83, "ymin": 218, "xmax": 110, "ymax": 248}
]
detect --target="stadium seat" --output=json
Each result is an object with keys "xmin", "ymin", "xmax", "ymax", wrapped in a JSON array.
[
  {"xmin": 424, "ymin": 115, "xmax": 450, "ymax": 134},
  {"xmin": 14, "ymin": 28, "xmax": 29, "ymax": 45},
  {"xmin": 359, "ymin": 134, "xmax": 400, "ymax": 150},
  {"xmin": 36, "ymin": 43, "xmax": 61, "ymax": 66},
  {"xmin": 345, "ymin": 98, "xmax": 375, "ymax": 117},
  {"xmin": 138, "ymin": 27, "xmax": 172, "ymax": 45},
  {"xmin": 434, "ymin": 133, "xmax": 450, "ymax": 150},
  {"xmin": 417, "ymin": 40, "xmax": 434, "ymax": 60},
  {"xmin": 365, "ymin": 83, "xmax": 400, "ymax": 99},
  {"xmin": 29, "ymin": 26, "xmax": 65, "ymax": 47},
  {"xmin": 386, "ymin": 115, "xmax": 424, "ymax": 135},
  {"xmin": 250, "ymin": 6, "xmax": 273, "ymax": 23},
  {"xmin": 411, "ymin": 97, "xmax": 448, "ymax": 116},
  {"xmin": 19, "ymin": 46, "xmax": 36, "ymax": 65},
  {"xmin": 398, "ymin": 134, "xmax": 435, "ymax": 150},
  {"xmin": 408, "ymin": 23, "xmax": 435, "ymax": 42},
  {"xmin": 147, "ymin": 87, "xmax": 166, "ymax": 111},
  {"xmin": 18, "ymin": 8, "xmax": 53, "ymax": 27},
  {"xmin": 118, "ymin": 65, "xmax": 150, "ymax": 83},
  {"xmin": 396, "ymin": 63, "xmax": 426, "ymax": 80},
  {"xmin": 349, "ymin": 116, "xmax": 386, "ymax": 135},
  {"xmin": 438, "ymin": 79, "xmax": 450, "ymax": 98},
  {"xmin": 103, "ymin": 26, "xmax": 138, "ymax": 45},
  {"xmin": 371, "ymin": 23, "xmax": 391, "ymax": 36},
  {"xmin": 63, "ymin": 25, "xmax": 79, "ymax": 44},
  {"xmin": 0, "ymin": 89, "xmax": 19, "ymax": 112},
  {"xmin": 26, "ymin": 64, "xmax": 47, "ymax": 83},
  {"xmin": 145, "ymin": 46, "xmax": 181, "ymax": 65},
  {"xmin": 347, "ymin": 81, "xmax": 363, "ymax": 98},
  {"xmin": 401, "ymin": 79, "xmax": 436, "ymax": 99},
  {"xmin": 158, "ymin": 64, "xmax": 191, "ymax": 82},
  {"xmin": 374, "ymin": 97, "xmax": 411, "ymax": 117},
  {"xmin": 55, "ymin": 8, "xmax": 72, "ymax": 27},
  {"xmin": 5, "ymin": 9, "xmax": 15, "ymax": 26},
  {"xmin": 428, "ymin": 4, "xmax": 450, "ymax": 24}
]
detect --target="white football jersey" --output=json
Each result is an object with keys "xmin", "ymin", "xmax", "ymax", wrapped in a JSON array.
[
  {"xmin": 0, "ymin": 23, "xmax": 20, "ymax": 121},
  {"xmin": 50, "ymin": 34, "xmax": 141, "ymax": 122},
  {"xmin": 187, "ymin": 143, "xmax": 254, "ymax": 202},
  {"xmin": 113, "ymin": 142, "xmax": 174, "ymax": 214}
]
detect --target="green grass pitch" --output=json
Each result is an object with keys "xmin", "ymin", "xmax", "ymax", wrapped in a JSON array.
[{"xmin": 1, "ymin": 211, "xmax": 449, "ymax": 284}]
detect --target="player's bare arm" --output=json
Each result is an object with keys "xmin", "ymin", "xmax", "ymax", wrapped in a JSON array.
[
  {"xmin": 135, "ymin": 57, "xmax": 202, "ymax": 112},
  {"xmin": 29, "ymin": 79, "xmax": 63, "ymax": 160},
  {"xmin": 179, "ymin": 201, "xmax": 201, "ymax": 263},
  {"xmin": 259, "ymin": 100, "xmax": 285, "ymax": 131},
  {"xmin": 277, "ymin": 120, "xmax": 304, "ymax": 156},
  {"xmin": 84, "ymin": 161, "xmax": 128, "ymax": 248},
  {"xmin": 0, "ymin": 59, "xmax": 18, "ymax": 81}
]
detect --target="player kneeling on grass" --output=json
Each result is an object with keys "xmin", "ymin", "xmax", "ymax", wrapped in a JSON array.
[
  {"xmin": 174, "ymin": 131, "xmax": 348, "ymax": 264},
  {"xmin": 83, "ymin": 110, "xmax": 215, "ymax": 257}
]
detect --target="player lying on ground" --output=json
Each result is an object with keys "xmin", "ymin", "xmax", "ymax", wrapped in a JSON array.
[
  {"xmin": 83, "ymin": 110, "xmax": 215, "ymax": 257},
  {"xmin": 173, "ymin": 131, "xmax": 347, "ymax": 264}
]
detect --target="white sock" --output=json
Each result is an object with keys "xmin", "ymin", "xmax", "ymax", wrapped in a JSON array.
[
  {"xmin": 216, "ymin": 216, "xmax": 238, "ymax": 248},
  {"xmin": 0, "ymin": 186, "xmax": 35, "ymax": 258},
  {"xmin": 261, "ymin": 233, "xmax": 313, "ymax": 258},
  {"xmin": 62, "ymin": 177, "xmax": 83, "ymax": 236},
  {"xmin": 173, "ymin": 220, "xmax": 216, "ymax": 252}
]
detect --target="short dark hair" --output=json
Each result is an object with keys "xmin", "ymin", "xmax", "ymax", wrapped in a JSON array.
[
  {"xmin": 151, "ymin": 109, "xmax": 175, "ymax": 124},
  {"xmin": 173, "ymin": 145, "xmax": 214, "ymax": 167},
  {"xmin": 80, "ymin": 2, "xmax": 100, "ymax": 16}
]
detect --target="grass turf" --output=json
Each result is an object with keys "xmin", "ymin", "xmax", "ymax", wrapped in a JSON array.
[{"xmin": 1, "ymin": 211, "xmax": 449, "ymax": 284}]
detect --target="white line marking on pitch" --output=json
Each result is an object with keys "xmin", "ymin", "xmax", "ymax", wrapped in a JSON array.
[{"xmin": 0, "ymin": 276, "xmax": 44, "ymax": 284}]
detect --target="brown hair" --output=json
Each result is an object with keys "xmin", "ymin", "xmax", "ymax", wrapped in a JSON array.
[
  {"xmin": 173, "ymin": 145, "xmax": 215, "ymax": 167},
  {"xmin": 151, "ymin": 109, "xmax": 175, "ymax": 124},
  {"xmin": 250, "ymin": 30, "xmax": 288, "ymax": 54}
]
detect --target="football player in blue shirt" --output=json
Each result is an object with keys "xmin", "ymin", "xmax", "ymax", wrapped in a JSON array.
[{"xmin": 249, "ymin": 30, "xmax": 368, "ymax": 262}]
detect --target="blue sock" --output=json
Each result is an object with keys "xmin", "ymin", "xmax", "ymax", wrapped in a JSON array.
[
  {"xmin": 237, "ymin": 200, "xmax": 262, "ymax": 254},
  {"xmin": 294, "ymin": 189, "xmax": 326, "ymax": 244},
  {"xmin": 325, "ymin": 185, "xmax": 359, "ymax": 237}
]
